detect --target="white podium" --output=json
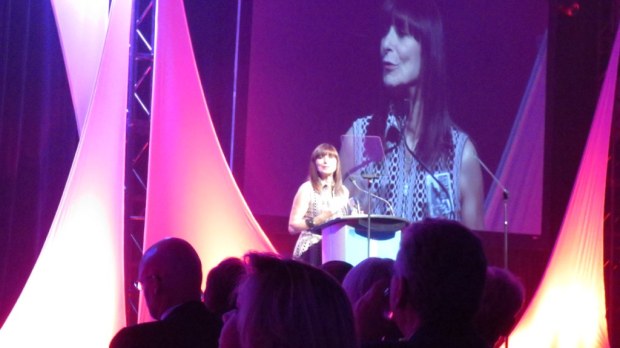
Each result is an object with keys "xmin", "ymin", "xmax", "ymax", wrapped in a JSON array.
[{"xmin": 315, "ymin": 215, "xmax": 409, "ymax": 266}]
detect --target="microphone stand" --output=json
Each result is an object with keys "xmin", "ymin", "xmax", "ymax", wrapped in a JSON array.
[
  {"xmin": 476, "ymin": 156, "xmax": 510, "ymax": 269},
  {"xmin": 349, "ymin": 177, "xmax": 395, "ymax": 215},
  {"xmin": 350, "ymin": 176, "xmax": 396, "ymax": 258},
  {"xmin": 361, "ymin": 172, "xmax": 379, "ymax": 258}
]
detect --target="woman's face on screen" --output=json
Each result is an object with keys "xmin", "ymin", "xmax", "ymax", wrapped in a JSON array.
[{"xmin": 380, "ymin": 23, "xmax": 422, "ymax": 89}]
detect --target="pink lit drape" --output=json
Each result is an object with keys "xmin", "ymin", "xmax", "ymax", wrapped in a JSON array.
[
  {"xmin": 50, "ymin": 0, "xmax": 109, "ymax": 135},
  {"xmin": 484, "ymin": 33, "xmax": 546, "ymax": 235},
  {"xmin": 139, "ymin": 0, "xmax": 275, "ymax": 322},
  {"xmin": 505, "ymin": 28, "xmax": 618, "ymax": 348},
  {"xmin": 0, "ymin": 0, "xmax": 131, "ymax": 346}
]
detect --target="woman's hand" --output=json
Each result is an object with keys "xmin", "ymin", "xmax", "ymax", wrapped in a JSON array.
[{"xmin": 313, "ymin": 210, "xmax": 335, "ymax": 226}]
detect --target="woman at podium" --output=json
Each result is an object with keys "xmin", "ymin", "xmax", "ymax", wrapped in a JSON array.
[{"xmin": 288, "ymin": 143, "xmax": 352, "ymax": 266}]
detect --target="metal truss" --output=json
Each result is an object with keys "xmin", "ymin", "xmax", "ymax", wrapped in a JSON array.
[
  {"xmin": 603, "ymin": 3, "xmax": 620, "ymax": 346},
  {"xmin": 124, "ymin": 0, "xmax": 154, "ymax": 326},
  {"xmin": 605, "ymin": 91, "xmax": 620, "ymax": 348}
]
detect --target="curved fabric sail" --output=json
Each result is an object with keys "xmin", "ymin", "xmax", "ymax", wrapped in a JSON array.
[
  {"xmin": 139, "ymin": 0, "xmax": 275, "ymax": 322},
  {"xmin": 0, "ymin": 0, "xmax": 131, "ymax": 346},
  {"xmin": 51, "ymin": 0, "xmax": 109, "ymax": 135},
  {"xmin": 505, "ymin": 27, "xmax": 617, "ymax": 348}
]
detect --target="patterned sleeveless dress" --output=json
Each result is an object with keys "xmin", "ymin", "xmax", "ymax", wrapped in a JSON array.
[
  {"xmin": 292, "ymin": 183, "xmax": 349, "ymax": 262},
  {"xmin": 345, "ymin": 114, "xmax": 468, "ymax": 223}
]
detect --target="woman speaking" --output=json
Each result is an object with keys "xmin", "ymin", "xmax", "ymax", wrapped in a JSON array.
[{"xmin": 288, "ymin": 143, "xmax": 351, "ymax": 266}]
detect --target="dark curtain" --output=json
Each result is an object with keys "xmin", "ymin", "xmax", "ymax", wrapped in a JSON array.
[{"xmin": 0, "ymin": 0, "xmax": 77, "ymax": 326}]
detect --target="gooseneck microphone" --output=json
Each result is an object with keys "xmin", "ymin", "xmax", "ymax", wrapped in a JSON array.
[
  {"xmin": 348, "ymin": 177, "xmax": 395, "ymax": 216},
  {"xmin": 476, "ymin": 155, "xmax": 509, "ymax": 200},
  {"xmin": 476, "ymin": 154, "xmax": 510, "ymax": 269}
]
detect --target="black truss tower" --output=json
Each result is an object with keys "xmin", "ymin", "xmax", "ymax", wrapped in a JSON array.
[{"xmin": 124, "ymin": 0, "xmax": 154, "ymax": 326}]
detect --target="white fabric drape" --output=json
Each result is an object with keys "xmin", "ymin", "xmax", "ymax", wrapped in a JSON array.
[
  {"xmin": 0, "ymin": 0, "xmax": 131, "ymax": 346},
  {"xmin": 506, "ymin": 27, "xmax": 618, "ymax": 348},
  {"xmin": 139, "ymin": 0, "xmax": 276, "ymax": 323}
]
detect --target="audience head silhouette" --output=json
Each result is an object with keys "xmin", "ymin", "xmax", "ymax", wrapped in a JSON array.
[
  {"xmin": 111, "ymin": 237, "xmax": 221, "ymax": 348},
  {"xmin": 138, "ymin": 237, "xmax": 203, "ymax": 320},
  {"xmin": 474, "ymin": 266, "xmax": 525, "ymax": 346},
  {"xmin": 226, "ymin": 252, "xmax": 357, "ymax": 348},
  {"xmin": 204, "ymin": 257, "xmax": 246, "ymax": 317},
  {"xmin": 320, "ymin": 260, "xmax": 354, "ymax": 284},
  {"xmin": 343, "ymin": 257, "xmax": 394, "ymax": 305},
  {"xmin": 390, "ymin": 218, "xmax": 487, "ymax": 345},
  {"xmin": 343, "ymin": 257, "xmax": 401, "ymax": 343}
]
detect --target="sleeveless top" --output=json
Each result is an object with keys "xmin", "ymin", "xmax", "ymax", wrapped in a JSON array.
[
  {"xmin": 346, "ymin": 114, "xmax": 468, "ymax": 223},
  {"xmin": 292, "ymin": 182, "xmax": 349, "ymax": 259}
]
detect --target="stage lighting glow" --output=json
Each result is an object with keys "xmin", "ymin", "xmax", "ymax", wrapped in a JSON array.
[
  {"xmin": 0, "ymin": 0, "xmax": 132, "ymax": 346},
  {"xmin": 502, "ymin": 24, "xmax": 618, "ymax": 348}
]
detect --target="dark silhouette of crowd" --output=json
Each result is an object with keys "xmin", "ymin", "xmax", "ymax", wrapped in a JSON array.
[
  {"xmin": 109, "ymin": 218, "xmax": 525, "ymax": 348},
  {"xmin": 109, "ymin": 238, "xmax": 222, "ymax": 348}
]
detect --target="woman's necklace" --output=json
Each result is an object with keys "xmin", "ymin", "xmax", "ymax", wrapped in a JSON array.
[{"xmin": 403, "ymin": 151, "xmax": 411, "ymax": 196}]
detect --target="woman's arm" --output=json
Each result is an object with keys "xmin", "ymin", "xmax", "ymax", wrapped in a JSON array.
[
  {"xmin": 459, "ymin": 139, "xmax": 485, "ymax": 231},
  {"xmin": 289, "ymin": 182, "xmax": 349, "ymax": 234},
  {"xmin": 288, "ymin": 182, "xmax": 312, "ymax": 234}
]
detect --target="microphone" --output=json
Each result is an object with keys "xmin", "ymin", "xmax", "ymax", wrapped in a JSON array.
[
  {"xmin": 475, "ymin": 155, "xmax": 509, "ymax": 200},
  {"xmin": 385, "ymin": 124, "xmax": 401, "ymax": 144},
  {"xmin": 383, "ymin": 124, "xmax": 401, "ymax": 154},
  {"xmin": 361, "ymin": 172, "xmax": 380, "ymax": 180},
  {"xmin": 475, "ymin": 155, "xmax": 510, "ymax": 269},
  {"xmin": 349, "ymin": 176, "xmax": 395, "ymax": 216}
]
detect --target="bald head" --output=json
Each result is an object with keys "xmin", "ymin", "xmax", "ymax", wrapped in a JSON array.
[{"xmin": 139, "ymin": 238, "xmax": 203, "ymax": 319}]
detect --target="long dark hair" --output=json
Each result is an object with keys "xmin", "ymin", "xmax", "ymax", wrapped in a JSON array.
[{"xmin": 369, "ymin": 0, "xmax": 453, "ymax": 166}]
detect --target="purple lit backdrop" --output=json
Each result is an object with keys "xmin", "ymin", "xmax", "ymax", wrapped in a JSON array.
[{"xmin": 242, "ymin": 1, "xmax": 548, "ymax": 233}]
